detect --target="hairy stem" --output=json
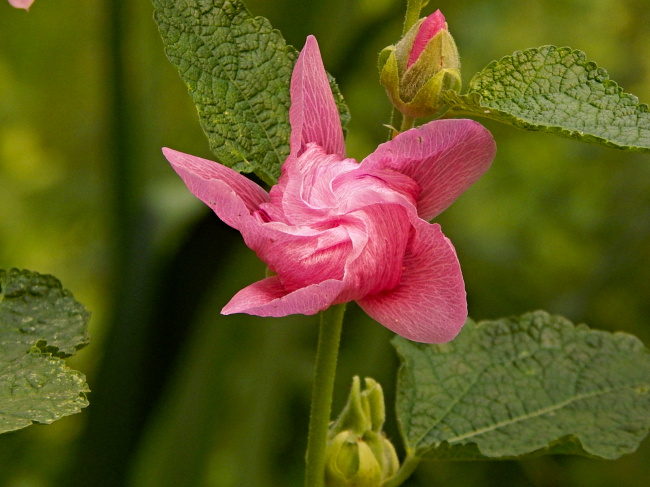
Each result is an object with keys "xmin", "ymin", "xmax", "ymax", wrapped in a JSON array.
[
  {"xmin": 403, "ymin": 0, "xmax": 426, "ymax": 35},
  {"xmin": 304, "ymin": 303, "xmax": 347, "ymax": 487},
  {"xmin": 400, "ymin": 115, "xmax": 416, "ymax": 132},
  {"xmin": 384, "ymin": 452, "xmax": 422, "ymax": 487}
]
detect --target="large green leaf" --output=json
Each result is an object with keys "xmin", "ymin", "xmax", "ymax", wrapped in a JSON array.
[
  {"xmin": 0, "ymin": 269, "xmax": 91, "ymax": 434},
  {"xmin": 445, "ymin": 46, "xmax": 650, "ymax": 153},
  {"xmin": 152, "ymin": 0, "xmax": 350, "ymax": 186},
  {"xmin": 393, "ymin": 311, "xmax": 650, "ymax": 461}
]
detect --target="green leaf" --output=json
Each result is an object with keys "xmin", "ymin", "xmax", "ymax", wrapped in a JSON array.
[
  {"xmin": 152, "ymin": 0, "xmax": 350, "ymax": 186},
  {"xmin": 393, "ymin": 311, "xmax": 650, "ymax": 461},
  {"xmin": 0, "ymin": 269, "xmax": 91, "ymax": 434},
  {"xmin": 444, "ymin": 46, "xmax": 650, "ymax": 153}
]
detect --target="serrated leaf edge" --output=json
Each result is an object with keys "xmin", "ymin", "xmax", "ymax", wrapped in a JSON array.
[
  {"xmin": 445, "ymin": 45, "xmax": 650, "ymax": 153},
  {"xmin": 393, "ymin": 312, "xmax": 650, "ymax": 460}
]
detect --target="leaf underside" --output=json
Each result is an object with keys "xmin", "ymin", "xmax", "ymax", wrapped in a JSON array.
[
  {"xmin": 393, "ymin": 311, "xmax": 650, "ymax": 461},
  {"xmin": 0, "ymin": 269, "xmax": 91, "ymax": 434},
  {"xmin": 445, "ymin": 46, "xmax": 650, "ymax": 153},
  {"xmin": 153, "ymin": 0, "xmax": 350, "ymax": 186}
]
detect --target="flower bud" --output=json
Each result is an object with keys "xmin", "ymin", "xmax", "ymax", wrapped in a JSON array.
[
  {"xmin": 325, "ymin": 431, "xmax": 383, "ymax": 487},
  {"xmin": 379, "ymin": 10, "xmax": 461, "ymax": 119},
  {"xmin": 329, "ymin": 377, "xmax": 385, "ymax": 436},
  {"xmin": 325, "ymin": 377, "xmax": 400, "ymax": 486}
]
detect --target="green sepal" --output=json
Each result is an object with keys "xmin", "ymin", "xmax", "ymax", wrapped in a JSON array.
[
  {"xmin": 329, "ymin": 376, "xmax": 385, "ymax": 437},
  {"xmin": 325, "ymin": 431, "xmax": 383, "ymax": 487},
  {"xmin": 400, "ymin": 29, "xmax": 460, "ymax": 102},
  {"xmin": 378, "ymin": 45, "xmax": 394, "ymax": 73},
  {"xmin": 406, "ymin": 68, "xmax": 461, "ymax": 118}
]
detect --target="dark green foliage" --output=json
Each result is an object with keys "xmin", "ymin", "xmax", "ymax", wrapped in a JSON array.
[{"xmin": 152, "ymin": 0, "xmax": 349, "ymax": 185}]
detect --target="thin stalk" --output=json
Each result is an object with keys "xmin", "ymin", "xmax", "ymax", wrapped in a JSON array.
[
  {"xmin": 400, "ymin": 115, "xmax": 415, "ymax": 132},
  {"xmin": 403, "ymin": 0, "xmax": 426, "ymax": 35},
  {"xmin": 384, "ymin": 453, "xmax": 422, "ymax": 487},
  {"xmin": 388, "ymin": 107, "xmax": 400, "ymax": 140},
  {"xmin": 304, "ymin": 303, "xmax": 347, "ymax": 487}
]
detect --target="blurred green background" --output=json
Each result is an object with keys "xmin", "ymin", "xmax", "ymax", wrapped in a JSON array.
[{"xmin": 1, "ymin": 0, "xmax": 649, "ymax": 486}]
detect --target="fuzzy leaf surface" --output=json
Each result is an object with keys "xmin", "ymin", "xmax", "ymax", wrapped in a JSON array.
[
  {"xmin": 393, "ymin": 311, "xmax": 650, "ymax": 460},
  {"xmin": 153, "ymin": 0, "xmax": 349, "ymax": 185},
  {"xmin": 0, "ymin": 269, "xmax": 90, "ymax": 434},
  {"xmin": 445, "ymin": 46, "xmax": 650, "ymax": 153}
]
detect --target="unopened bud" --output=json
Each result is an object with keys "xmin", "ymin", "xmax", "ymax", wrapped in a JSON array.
[
  {"xmin": 379, "ymin": 10, "xmax": 461, "ymax": 119},
  {"xmin": 325, "ymin": 377, "xmax": 399, "ymax": 486},
  {"xmin": 325, "ymin": 431, "xmax": 383, "ymax": 487}
]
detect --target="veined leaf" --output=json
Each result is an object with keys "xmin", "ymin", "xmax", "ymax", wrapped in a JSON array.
[
  {"xmin": 0, "ymin": 269, "xmax": 90, "ymax": 434},
  {"xmin": 152, "ymin": 0, "xmax": 350, "ymax": 186},
  {"xmin": 393, "ymin": 311, "xmax": 650, "ymax": 461},
  {"xmin": 445, "ymin": 46, "xmax": 650, "ymax": 153}
]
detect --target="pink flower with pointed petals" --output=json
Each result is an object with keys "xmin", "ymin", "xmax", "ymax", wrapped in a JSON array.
[
  {"xmin": 8, "ymin": 0, "xmax": 34, "ymax": 10},
  {"xmin": 163, "ymin": 36, "xmax": 496, "ymax": 343}
]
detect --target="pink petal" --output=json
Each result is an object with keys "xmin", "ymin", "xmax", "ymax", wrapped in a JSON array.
[
  {"xmin": 290, "ymin": 36, "xmax": 345, "ymax": 158},
  {"xmin": 407, "ymin": 10, "xmax": 447, "ymax": 69},
  {"xmin": 222, "ymin": 275, "xmax": 345, "ymax": 317},
  {"xmin": 8, "ymin": 0, "xmax": 33, "ymax": 10},
  {"xmin": 356, "ymin": 219, "xmax": 467, "ymax": 343},
  {"xmin": 253, "ymin": 223, "xmax": 352, "ymax": 292},
  {"xmin": 163, "ymin": 148, "xmax": 269, "ymax": 230},
  {"xmin": 361, "ymin": 119, "xmax": 496, "ymax": 221},
  {"xmin": 163, "ymin": 150, "xmax": 353, "ymax": 294},
  {"xmin": 338, "ymin": 203, "xmax": 411, "ymax": 301},
  {"xmin": 332, "ymin": 165, "xmax": 419, "ymax": 214},
  {"xmin": 267, "ymin": 144, "xmax": 358, "ymax": 226}
]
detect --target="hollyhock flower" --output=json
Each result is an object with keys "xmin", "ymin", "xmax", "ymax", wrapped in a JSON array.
[
  {"xmin": 8, "ymin": 0, "xmax": 34, "ymax": 10},
  {"xmin": 163, "ymin": 36, "xmax": 495, "ymax": 343}
]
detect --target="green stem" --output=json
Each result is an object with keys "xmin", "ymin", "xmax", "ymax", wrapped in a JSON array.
[
  {"xmin": 304, "ymin": 303, "xmax": 347, "ymax": 487},
  {"xmin": 400, "ymin": 115, "xmax": 415, "ymax": 132},
  {"xmin": 388, "ymin": 1, "xmax": 425, "ymax": 139},
  {"xmin": 383, "ymin": 453, "xmax": 422, "ymax": 487},
  {"xmin": 403, "ymin": 0, "xmax": 425, "ymax": 35},
  {"xmin": 387, "ymin": 107, "xmax": 400, "ymax": 140}
]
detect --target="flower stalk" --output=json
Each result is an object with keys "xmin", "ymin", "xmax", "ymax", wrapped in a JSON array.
[
  {"xmin": 383, "ymin": 453, "xmax": 421, "ymax": 487},
  {"xmin": 304, "ymin": 303, "xmax": 347, "ymax": 487},
  {"xmin": 403, "ymin": 0, "xmax": 428, "ymax": 35}
]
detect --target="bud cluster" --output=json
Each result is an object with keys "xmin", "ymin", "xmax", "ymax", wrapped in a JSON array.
[{"xmin": 324, "ymin": 377, "xmax": 399, "ymax": 487}]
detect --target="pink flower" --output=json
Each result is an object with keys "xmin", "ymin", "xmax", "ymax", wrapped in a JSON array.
[
  {"xmin": 163, "ymin": 36, "xmax": 495, "ymax": 343},
  {"xmin": 8, "ymin": 0, "xmax": 34, "ymax": 10}
]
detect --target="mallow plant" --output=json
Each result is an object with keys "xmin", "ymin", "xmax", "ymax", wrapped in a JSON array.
[
  {"xmin": 154, "ymin": 1, "xmax": 650, "ymax": 485},
  {"xmin": 3, "ymin": 1, "xmax": 649, "ymax": 486}
]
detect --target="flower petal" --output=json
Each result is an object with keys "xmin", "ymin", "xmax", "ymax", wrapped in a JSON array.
[
  {"xmin": 338, "ymin": 203, "xmax": 411, "ymax": 301},
  {"xmin": 290, "ymin": 36, "xmax": 346, "ymax": 158},
  {"xmin": 254, "ymin": 223, "xmax": 352, "ymax": 292},
  {"xmin": 407, "ymin": 10, "xmax": 447, "ymax": 69},
  {"xmin": 356, "ymin": 219, "xmax": 467, "ymax": 343},
  {"xmin": 361, "ymin": 119, "xmax": 495, "ymax": 221},
  {"xmin": 222, "ymin": 275, "xmax": 345, "ymax": 317},
  {"xmin": 265, "ymin": 144, "xmax": 357, "ymax": 226},
  {"xmin": 9, "ymin": 0, "xmax": 34, "ymax": 10},
  {"xmin": 163, "ymin": 148, "xmax": 269, "ymax": 230}
]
